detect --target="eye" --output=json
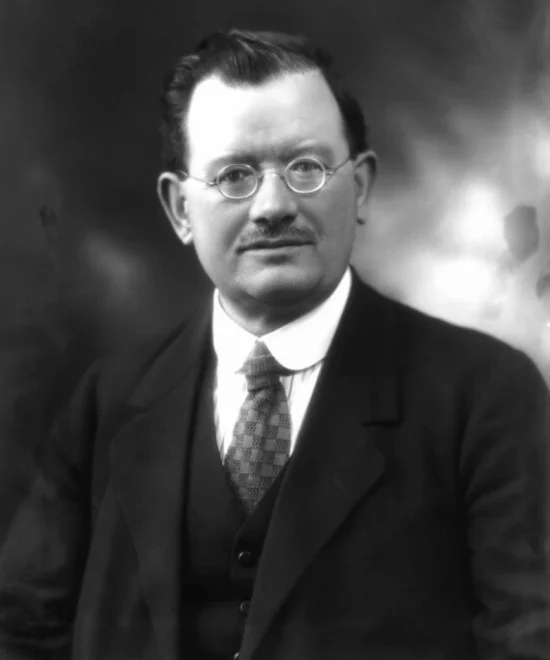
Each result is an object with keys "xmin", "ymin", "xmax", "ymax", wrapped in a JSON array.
[
  {"xmin": 289, "ymin": 158, "xmax": 324, "ymax": 175},
  {"xmin": 216, "ymin": 164, "xmax": 257, "ymax": 198},
  {"xmin": 218, "ymin": 165, "xmax": 254, "ymax": 185}
]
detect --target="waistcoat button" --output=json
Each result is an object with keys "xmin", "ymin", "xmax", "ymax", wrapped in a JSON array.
[
  {"xmin": 237, "ymin": 550, "xmax": 255, "ymax": 568},
  {"xmin": 239, "ymin": 600, "xmax": 251, "ymax": 614}
]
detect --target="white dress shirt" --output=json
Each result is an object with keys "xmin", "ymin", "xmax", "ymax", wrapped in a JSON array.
[{"xmin": 212, "ymin": 269, "xmax": 351, "ymax": 458}]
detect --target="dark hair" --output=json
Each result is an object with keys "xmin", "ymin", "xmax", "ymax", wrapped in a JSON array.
[{"xmin": 159, "ymin": 28, "xmax": 369, "ymax": 171}]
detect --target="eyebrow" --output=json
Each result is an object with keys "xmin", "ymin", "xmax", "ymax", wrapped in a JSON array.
[
  {"xmin": 207, "ymin": 151, "xmax": 258, "ymax": 171},
  {"xmin": 206, "ymin": 142, "xmax": 338, "ymax": 172},
  {"xmin": 285, "ymin": 142, "xmax": 337, "ymax": 161}
]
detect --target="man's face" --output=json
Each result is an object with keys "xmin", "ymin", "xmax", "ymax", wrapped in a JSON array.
[{"xmin": 162, "ymin": 70, "xmax": 371, "ymax": 329}]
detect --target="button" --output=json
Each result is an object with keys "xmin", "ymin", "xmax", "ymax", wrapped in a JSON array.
[
  {"xmin": 239, "ymin": 600, "xmax": 250, "ymax": 614},
  {"xmin": 237, "ymin": 550, "xmax": 256, "ymax": 568},
  {"xmin": 233, "ymin": 653, "xmax": 240, "ymax": 660}
]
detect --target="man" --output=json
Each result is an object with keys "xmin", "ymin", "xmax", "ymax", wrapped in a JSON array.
[{"xmin": 0, "ymin": 28, "xmax": 549, "ymax": 660}]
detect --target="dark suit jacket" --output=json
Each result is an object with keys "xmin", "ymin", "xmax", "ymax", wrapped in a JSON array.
[{"xmin": 0, "ymin": 277, "xmax": 549, "ymax": 660}]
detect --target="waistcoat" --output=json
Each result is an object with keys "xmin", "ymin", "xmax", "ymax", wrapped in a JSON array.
[{"xmin": 184, "ymin": 355, "xmax": 286, "ymax": 659}]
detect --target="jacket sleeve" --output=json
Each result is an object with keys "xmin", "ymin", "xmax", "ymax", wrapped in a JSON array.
[
  {"xmin": 0, "ymin": 363, "xmax": 101, "ymax": 660},
  {"xmin": 460, "ymin": 345, "xmax": 550, "ymax": 659}
]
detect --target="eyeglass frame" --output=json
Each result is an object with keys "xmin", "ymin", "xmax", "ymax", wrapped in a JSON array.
[{"xmin": 175, "ymin": 154, "xmax": 354, "ymax": 200}]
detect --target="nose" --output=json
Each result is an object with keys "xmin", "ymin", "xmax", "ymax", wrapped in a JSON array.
[{"xmin": 248, "ymin": 171, "xmax": 299, "ymax": 227}]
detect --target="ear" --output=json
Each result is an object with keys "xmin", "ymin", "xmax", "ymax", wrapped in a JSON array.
[
  {"xmin": 157, "ymin": 171, "xmax": 194, "ymax": 245},
  {"xmin": 353, "ymin": 150, "xmax": 378, "ymax": 208}
]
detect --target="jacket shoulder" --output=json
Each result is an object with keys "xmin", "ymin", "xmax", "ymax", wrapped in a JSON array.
[
  {"xmin": 355, "ymin": 278, "xmax": 546, "ymax": 386},
  {"xmin": 63, "ymin": 310, "xmax": 205, "ymax": 436}
]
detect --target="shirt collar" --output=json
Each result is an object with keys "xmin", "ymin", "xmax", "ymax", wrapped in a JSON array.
[{"xmin": 212, "ymin": 268, "xmax": 351, "ymax": 373}]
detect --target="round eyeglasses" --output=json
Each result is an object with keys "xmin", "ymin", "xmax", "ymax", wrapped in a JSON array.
[{"xmin": 177, "ymin": 156, "xmax": 352, "ymax": 200}]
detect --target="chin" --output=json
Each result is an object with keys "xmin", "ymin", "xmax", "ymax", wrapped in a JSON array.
[{"xmin": 247, "ymin": 266, "xmax": 329, "ymax": 307}]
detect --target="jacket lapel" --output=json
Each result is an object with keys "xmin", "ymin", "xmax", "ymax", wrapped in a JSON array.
[
  {"xmin": 108, "ymin": 304, "xmax": 212, "ymax": 660},
  {"xmin": 241, "ymin": 277, "xmax": 402, "ymax": 660}
]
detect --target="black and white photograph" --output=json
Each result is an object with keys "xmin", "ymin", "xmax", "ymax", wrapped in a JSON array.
[{"xmin": 0, "ymin": 2, "xmax": 548, "ymax": 658}]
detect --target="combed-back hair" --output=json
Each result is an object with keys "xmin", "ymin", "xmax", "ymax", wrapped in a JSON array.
[{"xmin": 159, "ymin": 28, "xmax": 369, "ymax": 171}]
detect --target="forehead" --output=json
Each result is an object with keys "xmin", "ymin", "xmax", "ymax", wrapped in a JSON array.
[{"xmin": 185, "ymin": 70, "xmax": 347, "ymax": 169}]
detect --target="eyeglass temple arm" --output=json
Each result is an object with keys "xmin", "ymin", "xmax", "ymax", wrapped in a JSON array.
[
  {"xmin": 176, "ymin": 169, "xmax": 217, "ymax": 186},
  {"xmin": 326, "ymin": 150, "xmax": 378, "ymax": 175}
]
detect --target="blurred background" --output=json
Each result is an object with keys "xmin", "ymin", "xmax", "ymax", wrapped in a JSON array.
[{"xmin": 1, "ymin": 0, "xmax": 549, "ymax": 534}]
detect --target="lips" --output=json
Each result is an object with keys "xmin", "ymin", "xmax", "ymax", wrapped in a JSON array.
[{"xmin": 241, "ymin": 238, "xmax": 311, "ymax": 251}]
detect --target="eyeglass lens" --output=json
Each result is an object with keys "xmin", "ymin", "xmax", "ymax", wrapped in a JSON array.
[{"xmin": 217, "ymin": 158, "xmax": 326, "ymax": 198}]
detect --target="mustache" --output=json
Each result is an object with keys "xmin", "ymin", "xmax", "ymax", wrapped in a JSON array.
[{"xmin": 237, "ymin": 226, "xmax": 315, "ymax": 250}]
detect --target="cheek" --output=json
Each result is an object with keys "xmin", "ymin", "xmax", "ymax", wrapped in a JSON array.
[
  {"xmin": 313, "ymin": 190, "xmax": 358, "ymax": 245},
  {"xmin": 187, "ymin": 199, "xmax": 240, "ymax": 257}
]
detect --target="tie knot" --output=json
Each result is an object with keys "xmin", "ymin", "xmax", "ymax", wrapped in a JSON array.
[{"xmin": 242, "ymin": 341, "xmax": 290, "ymax": 391}]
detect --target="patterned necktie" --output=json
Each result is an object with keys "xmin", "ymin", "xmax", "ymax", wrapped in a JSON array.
[{"xmin": 224, "ymin": 341, "xmax": 292, "ymax": 514}]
